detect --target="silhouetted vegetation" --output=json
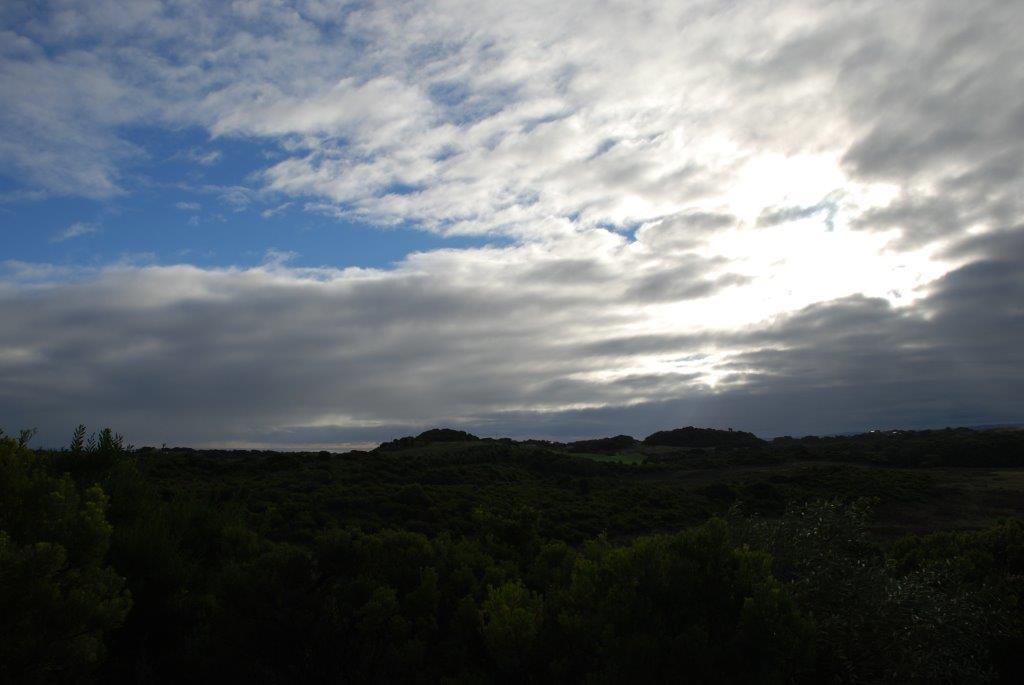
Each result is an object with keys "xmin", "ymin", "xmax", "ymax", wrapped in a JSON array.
[
  {"xmin": 644, "ymin": 426, "xmax": 763, "ymax": 448},
  {"xmin": 2, "ymin": 424, "xmax": 1023, "ymax": 682},
  {"xmin": 565, "ymin": 434, "xmax": 637, "ymax": 454},
  {"xmin": 377, "ymin": 428, "xmax": 481, "ymax": 452}
]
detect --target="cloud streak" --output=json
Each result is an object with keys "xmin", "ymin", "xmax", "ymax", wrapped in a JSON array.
[{"xmin": 50, "ymin": 221, "xmax": 99, "ymax": 242}]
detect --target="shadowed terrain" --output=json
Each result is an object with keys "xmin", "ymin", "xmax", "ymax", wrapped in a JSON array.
[{"xmin": 3, "ymin": 425, "xmax": 1023, "ymax": 682}]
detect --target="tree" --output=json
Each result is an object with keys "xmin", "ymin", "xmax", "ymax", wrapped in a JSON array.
[
  {"xmin": 0, "ymin": 435, "xmax": 131, "ymax": 682},
  {"xmin": 553, "ymin": 519, "xmax": 813, "ymax": 682},
  {"xmin": 481, "ymin": 581, "xmax": 544, "ymax": 676}
]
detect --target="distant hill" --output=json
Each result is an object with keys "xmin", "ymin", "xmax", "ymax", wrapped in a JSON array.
[
  {"xmin": 566, "ymin": 434, "xmax": 638, "ymax": 454},
  {"xmin": 643, "ymin": 426, "xmax": 763, "ymax": 448},
  {"xmin": 376, "ymin": 428, "xmax": 480, "ymax": 451}
]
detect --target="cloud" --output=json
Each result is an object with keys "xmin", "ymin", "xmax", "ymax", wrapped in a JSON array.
[
  {"xmin": 184, "ymin": 148, "xmax": 221, "ymax": 166},
  {"xmin": 216, "ymin": 186, "xmax": 258, "ymax": 210},
  {"xmin": 261, "ymin": 202, "xmax": 292, "ymax": 219},
  {"xmin": 262, "ymin": 248, "xmax": 297, "ymax": 266},
  {"xmin": 50, "ymin": 221, "xmax": 98, "ymax": 242},
  {"xmin": 2, "ymin": 2, "xmax": 1023, "ymax": 446},
  {"xmin": 175, "ymin": 201, "xmax": 200, "ymax": 211},
  {"xmin": 757, "ymin": 192, "xmax": 842, "ymax": 231},
  {"xmin": 2, "ymin": 224, "xmax": 1021, "ymax": 448},
  {"xmin": 2, "ymin": 1, "xmax": 1019, "ymax": 247}
]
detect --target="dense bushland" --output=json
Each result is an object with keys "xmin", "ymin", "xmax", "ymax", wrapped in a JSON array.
[{"xmin": 2, "ymin": 426, "xmax": 1023, "ymax": 682}]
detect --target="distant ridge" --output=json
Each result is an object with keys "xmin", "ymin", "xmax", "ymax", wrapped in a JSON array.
[
  {"xmin": 566, "ymin": 435, "xmax": 637, "ymax": 454},
  {"xmin": 376, "ymin": 428, "xmax": 480, "ymax": 451},
  {"xmin": 375, "ymin": 426, "xmax": 768, "ymax": 453},
  {"xmin": 643, "ymin": 426, "xmax": 763, "ymax": 448}
]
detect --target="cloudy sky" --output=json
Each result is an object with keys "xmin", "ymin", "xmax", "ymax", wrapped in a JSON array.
[{"xmin": 2, "ymin": 0, "xmax": 1023, "ymax": 448}]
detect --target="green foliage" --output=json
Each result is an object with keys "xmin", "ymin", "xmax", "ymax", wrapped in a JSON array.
[
  {"xmin": 3, "ymin": 425, "xmax": 1023, "ymax": 682},
  {"xmin": 888, "ymin": 518, "xmax": 1024, "ymax": 581},
  {"xmin": 886, "ymin": 519, "xmax": 1024, "ymax": 680},
  {"xmin": 553, "ymin": 519, "xmax": 813, "ymax": 683},
  {"xmin": 737, "ymin": 500, "xmax": 1020, "ymax": 682},
  {"xmin": 17, "ymin": 427, "xmax": 37, "ymax": 448},
  {"xmin": 772, "ymin": 427, "xmax": 1024, "ymax": 467},
  {"xmin": 70, "ymin": 424, "xmax": 87, "ymax": 453},
  {"xmin": 481, "ymin": 581, "xmax": 544, "ymax": 675},
  {"xmin": 0, "ymin": 435, "xmax": 131, "ymax": 682}
]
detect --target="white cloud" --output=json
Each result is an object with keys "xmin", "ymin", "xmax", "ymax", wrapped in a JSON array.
[
  {"xmin": 184, "ymin": 148, "xmax": 222, "ymax": 166},
  {"xmin": 262, "ymin": 247, "xmax": 297, "ymax": 266},
  {"xmin": 261, "ymin": 202, "xmax": 292, "ymax": 218},
  {"xmin": 3, "ymin": 1, "xmax": 1020, "ymax": 246},
  {"xmin": 50, "ymin": 221, "xmax": 98, "ymax": 242}
]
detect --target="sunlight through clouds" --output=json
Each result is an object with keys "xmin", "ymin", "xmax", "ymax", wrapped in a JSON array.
[{"xmin": 2, "ymin": 0, "xmax": 1023, "ymax": 445}]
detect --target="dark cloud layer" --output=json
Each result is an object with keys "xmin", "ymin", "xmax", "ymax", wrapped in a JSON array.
[{"xmin": 2, "ymin": 227, "xmax": 1021, "ymax": 448}]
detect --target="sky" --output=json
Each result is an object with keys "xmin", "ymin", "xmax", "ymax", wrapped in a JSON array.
[{"xmin": 1, "ymin": 0, "xmax": 1023, "ymax": 449}]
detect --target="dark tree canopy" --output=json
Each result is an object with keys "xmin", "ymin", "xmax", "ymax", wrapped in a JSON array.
[
  {"xmin": 644, "ymin": 426, "xmax": 764, "ymax": 448},
  {"xmin": 566, "ymin": 434, "xmax": 638, "ymax": 453},
  {"xmin": 2, "ymin": 423, "xmax": 1022, "ymax": 682}
]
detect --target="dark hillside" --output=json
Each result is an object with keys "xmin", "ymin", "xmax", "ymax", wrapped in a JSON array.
[
  {"xmin": 644, "ymin": 426, "xmax": 763, "ymax": 448},
  {"xmin": 376, "ymin": 427, "xmax": 480, "ymax": 451},
  {"xmin": 565, "ymin": 434, "xmax": 638, "ymax": 453},
  {"xmin": 778, "ymin": 427, "xmax": 1024, "ymax": 466}
]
